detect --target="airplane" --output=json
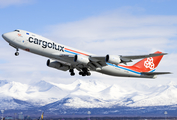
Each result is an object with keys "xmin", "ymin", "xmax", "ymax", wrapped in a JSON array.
[{"xmin": 2, "ymin": 29, "xmax": 170, "ymax": 78}]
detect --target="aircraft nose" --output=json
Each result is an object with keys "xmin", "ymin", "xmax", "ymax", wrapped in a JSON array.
[
  {"xmin": 2, "ymin": 32, "xmax": 13, "ymax": 42},
  {"xmin": 2, "ymin": 33, "xmax": 7, "ymax": 40}
]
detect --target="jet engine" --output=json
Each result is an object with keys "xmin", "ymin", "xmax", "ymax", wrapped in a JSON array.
[
  {"xmin": 74, "ymin": 55, "xmax": 89, "ymax": 65},
  {"xmin": 105, "ymin": 55, "xmax": 121, "ymax": 65},
  {"xmin": 47, "ymin": 59, "xmax": 69, "ymax": 71}
]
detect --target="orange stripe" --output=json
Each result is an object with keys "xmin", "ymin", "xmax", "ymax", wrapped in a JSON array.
[{"xmin": 65, "ymin": 48, "xmax": 89, "ymax": 56}]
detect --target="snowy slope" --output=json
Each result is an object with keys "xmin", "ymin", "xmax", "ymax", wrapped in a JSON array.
[
  {"xmin": 0, "ymin": 80, "xmax": 69, "ymax": 106},
  {"xmin": 0, "ymin": 79, "xmax": 177, "ymax": 110}
]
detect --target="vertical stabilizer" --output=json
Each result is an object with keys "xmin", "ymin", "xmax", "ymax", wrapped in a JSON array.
[{"xmin": 132, "ymin": 51, "xmax": 164, "ymax": 72}]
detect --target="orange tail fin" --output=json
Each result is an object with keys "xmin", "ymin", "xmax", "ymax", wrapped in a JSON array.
[{"xmin": 132, "ymin": 51, "xmax": 164, "ymax": 72}]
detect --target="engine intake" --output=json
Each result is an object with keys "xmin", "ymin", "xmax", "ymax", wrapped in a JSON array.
[{"xmin": 105, "ymin": 55, "xmax": 121, "ymax": 65}]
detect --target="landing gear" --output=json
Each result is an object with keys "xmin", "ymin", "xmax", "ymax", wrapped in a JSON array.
[
  {"xmin": 69, "ymin": 68, "xmax": 91, "ymax": 76},
  {"xmin": 69, "ymin": 69, "xmax": 75, "ymax": 76},
  {"xmin": 70, "ymin": 72, "xmax": 75, "ymax": 76},
  {"xmin": 79, "ymin": 68, "xmax": 91, "ymax": 76},
  {"xmin": 15, "ymin": 52, "xmax": 19, "ymax": 56},
  {"xmin": 79, "ymin": 71, "xmax": 83, "ymax": 75},
  {"xmin": 15, "ymin": 48, "xmax": 19, "ymax": 56},
  {"xmin": 87, "ymin": 72, "xmax": 91, "ymax": 76}
]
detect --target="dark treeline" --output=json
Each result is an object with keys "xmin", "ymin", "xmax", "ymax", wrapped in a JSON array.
[{"xmin": 44, "ymin": 117, "xmax": 177, "ymax": 120}]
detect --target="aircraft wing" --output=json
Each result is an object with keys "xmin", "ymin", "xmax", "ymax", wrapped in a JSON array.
[
  {"xmin": 56, "ymin": 55, "xmax": 107, "ymax": 69},
  {"xmin": 89, "ymin": 56, "xmax": 107, "ymax": 66},
  {"xmin": 89, "ymin": 52, "xmax": 167, "ymax": 65},
  {"xmin": 51, "ymin": 52, "xmax": 167, "ymax": 70},
  {"xmin": 119, "ymin": 52, "xmax": 167, "ymax": 63}
]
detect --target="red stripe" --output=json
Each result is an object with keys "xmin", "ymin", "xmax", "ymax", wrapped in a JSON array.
[{"xmin": 65, "ymin": 48, "xmax": 89, "ymax": 56}]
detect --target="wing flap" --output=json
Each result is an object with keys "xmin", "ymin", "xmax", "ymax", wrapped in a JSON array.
[{"xmin": 89, "ymin": 56, "xmax": 107, "ymax": 66}]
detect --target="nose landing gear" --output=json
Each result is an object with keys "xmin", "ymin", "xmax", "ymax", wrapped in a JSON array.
[{"xmin": 15, "ymin": 48, "xmax": 19, "ymax": 56}]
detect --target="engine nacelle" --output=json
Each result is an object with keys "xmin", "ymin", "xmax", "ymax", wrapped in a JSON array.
[
  {"xmin": 105, "ymin": 55, "xmax": 121, "ymax": 65},
  {"xmin": 47, "ymin": 59, "xmax": 69, "ymax": 71},
  {"xmin": 74, "ymin": 55, "xmax": 89, "ymax": 65}
]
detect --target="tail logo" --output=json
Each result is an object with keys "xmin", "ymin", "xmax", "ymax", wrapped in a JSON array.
[{"xmin": 144, "ymin": 57, "xmax": 154, "ymax": 69}]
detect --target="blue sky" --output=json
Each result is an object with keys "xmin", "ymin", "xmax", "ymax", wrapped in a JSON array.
[
  {"xmin": 0, "ymin": 0, "xmax": 177, "ymax": 84},
  {"xmin": 1, "ymin": 0, "xmax": 177, "ymax": 33}
]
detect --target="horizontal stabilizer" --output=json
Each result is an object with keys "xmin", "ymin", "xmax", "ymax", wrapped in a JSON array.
[{"xmin": 141, "ymin": 72, "xmax": 171, "ymax": 75}]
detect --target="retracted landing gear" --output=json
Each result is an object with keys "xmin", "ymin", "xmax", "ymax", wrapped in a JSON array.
[
  {"xmin": 69, "ymin": 69, "xmax": 75, "ymax": 76},
  {"xmin": 15, "ymin": 48, "xmax": 19, "ymax": 56}
]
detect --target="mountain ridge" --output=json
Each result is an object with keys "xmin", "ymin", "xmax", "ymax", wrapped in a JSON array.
[{"xmin": 0, "ymin": 79, "xmax": 177, "ymax": 115}]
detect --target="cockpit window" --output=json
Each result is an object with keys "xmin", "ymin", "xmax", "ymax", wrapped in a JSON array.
[{"xmin": 14, "ymin": 30, "xmax": 20, "ymax": 32}]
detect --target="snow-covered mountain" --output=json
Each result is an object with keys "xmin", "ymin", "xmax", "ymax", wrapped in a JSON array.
[{"xmin": 0, "ymin": 79, "xmax": 177, "ymax": 110}]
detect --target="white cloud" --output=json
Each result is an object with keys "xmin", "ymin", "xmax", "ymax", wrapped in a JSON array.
[
  {"xmin": 0, "ymin": 0, "xmax": 32, "ymax": 8},
  {"xmin": 45, "ymin": 9, "xmax": 177, "ymax": 55}
]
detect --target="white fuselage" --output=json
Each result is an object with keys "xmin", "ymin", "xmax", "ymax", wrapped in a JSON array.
[{"xmin": 2, "ymin": 30, "xmax": 155, "ymax": 78}]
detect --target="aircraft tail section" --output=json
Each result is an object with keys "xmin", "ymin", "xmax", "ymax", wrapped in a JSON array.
[{"xmin": 132, "ymin": 51, "xmax": 164, "ymax": 72}]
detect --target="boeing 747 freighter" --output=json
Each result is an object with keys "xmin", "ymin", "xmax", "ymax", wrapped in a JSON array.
[{"xmin": 2, "ymin": 29, "xmax": 170, "ymax": 78}]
